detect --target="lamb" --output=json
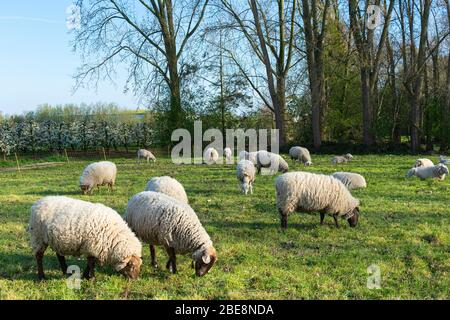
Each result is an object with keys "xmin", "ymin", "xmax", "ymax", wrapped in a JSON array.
[
  {"xmin": 289, "ymin": 146, "xmax": 312, "ymax": 166},
  {"xmin": 406, "ymin": 163, "xmax": 449, "ymax": 181},
  {"xmin": 331, "ymin": 153, "xmax": 354, "ymax": 164},
  {"xmin": 276, "ymin": 172, "xmax": 360, "ymax": 229},
  {"xmin": 224, "ymin": 148, "xmax": 232, "ymax": 163},
  {"xmin": 124, "ymin": 191, "xmax": 217, "ymax": 276},
  {"xmin": 203, "ymin": 147, "xmax": 220, "ymax": 164},
  {"xmin": 28, "ymin": 196, "xmax": 142, "ymax": 280},
  {"xmin": 145, "ymin": 176, "xmax": 188, "ymax": 204},
  {"xmin": 137, "ymin": 149, "xmax": 156, "ymax": 164},
  {"xmin": 236, "ymin": 160, "xmax": 256, "ymax": 195},
  {"xmin": 331, "ymin": 172, "xmax": 367, "ymax": 190},
  {"xmin": 439, "ymin": 155, "xmax": 450, "ymax": 165},
  {"xmin": 79, "ymin": 161, "xmax": 117, "ymax": 195},
  {"xmin": 414, "ymin": 158, "xmax": 434, "ymax": 168},
  {"xmin": 256, "ymin": 150, "xmax": 289, "ymax": 174}
]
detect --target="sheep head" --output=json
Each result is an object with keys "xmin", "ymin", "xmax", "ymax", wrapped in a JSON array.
[
  {"xmin": 193, "ymin": 246, "xmax": 217, "ymax": 277},
  {"xmin": 80, "ymin": 185, "xmax": 92, "ymax": 195},
  {"xmin": 347, "ymin": 207, "xmax": 359, "ymax": 227},
  {"xmin": 119, "ymin": 255, "xmax": 142, "ymax": 279}
]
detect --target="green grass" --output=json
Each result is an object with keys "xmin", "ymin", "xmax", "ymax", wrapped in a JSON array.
[{"xmin": 0, "ymin": 154, "xmax": 449, "ymax": 300}]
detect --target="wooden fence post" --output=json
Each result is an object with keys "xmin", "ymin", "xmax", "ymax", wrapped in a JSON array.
[
  {"xmin": 14, "ymin": 152, "xmax": 20, "ymax": 172},
  {"xmin": 64, "ymin": 149, "xmax": 70, "ymax": 163},
  {"xmin": 102, "ymin": 147, "xmax": 107, "ymax": 161}
]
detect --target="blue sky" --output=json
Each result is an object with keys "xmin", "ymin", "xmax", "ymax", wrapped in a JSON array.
[{"xmin": 0, "ymin": 1, "xmax": 138, "ymax": 115}]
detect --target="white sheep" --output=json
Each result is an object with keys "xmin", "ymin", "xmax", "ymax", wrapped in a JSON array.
[
  {"xmin": 276, "ymin": 172, "xmax": 360, "ymax": 229},
  {"xmin": 203, "ymin": 147, "xmax": 220, "ymax": 164},
  {"xmin": 439, "ymin": 155, "xmax": 450, "ymax": 165},
  {"xmin": 29, "ymin": 196, "xmax": 142, "ymax": 280},
  {"xmin": 124, "ymin": 191, "xmax": 217, "ymax": 276},
  {"xmin": 238, "ymin": 150, "xmax": 248, "ymax": 161},
  {"xmin": 331, "ymin": 153, "xmax": 354, "ymax": 164},
  {"xmin": 145, "ymin": 176, "xmax": 188, "ymax": 204},
  {"xmin": 256, "ymin": 150, "xmax": 289, "ymax": 174},
  {"xmin": 414, "ymin": 158, "xmax": 434, "ymax": 168},
  {"xmin": 237, "ymin": 160, "xmax": 256, "ymax": 195},
  {"xmin": 224, "ymin": 147, "xmax": 233, "ymax": 163},
  {"xmin": 137, "ymin": 149, "xmax": 156, "ymax": 164},
  {"xmin": 331, "ymin": 172, "xmax": 367, "ymax": 190},
  {"xmin": 79, "ymin": 161, "xmax": 117, "ymax": 195},
  {"xmin": 289, "ymin": 146, "xmax": 312, "ymax": 166},
  {"xmin": 407, "ymin": 163, "xmax": 449, "ymax": 181}
]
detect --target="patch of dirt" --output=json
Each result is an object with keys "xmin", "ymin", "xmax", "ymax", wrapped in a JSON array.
[{"xmin": 0, "ymin": 162, "xmax": 66, "ymax": 172}]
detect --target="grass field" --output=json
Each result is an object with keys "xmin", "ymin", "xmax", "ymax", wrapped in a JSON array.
[{"xmin": 0, "ymin": 154, "xmax": 448, "ymax": 299}]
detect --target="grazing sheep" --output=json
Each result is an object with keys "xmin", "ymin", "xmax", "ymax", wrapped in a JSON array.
[
  {"xmin": 237, "ymin": 160, "xmax": 256, "ymax": 195},
  {"xmin": 331, "ymin": 153, "xmax": 354, "ymax": 164},
  {"xmin": 331, "ymin": 172, "xmax": 367, "ymax": 190},
  {"xmin": 124, "ymin": 192, "xmax": 217, "ymax": 276},
  {"xmin": 256, "ymin": 150, "xmax": 289, "ymax": 174},
  {"xmin": 29, "ymin": 196, "xmax": 142, "ymax": 280},
  {"xmin": 145, "ymin": 176, "xmax": 188, "ymax": 204},
  {"xmin": 238, "ymin": 150, "xmax": 248, "ymax": 161},
  {"xmin": 137, "ymin": 149, "xmax": 156, "ymax": 164},
  {"xmin": 224, "ymin": 147, "xmax": 232, "ymax": 163},
  {"xmin": 414, "ymin": 158, "xmax": 434, "ymax": 168},
  {"xmin": 79, "ymin": 161, "xmax": 117, "ymax": 195},
  {"xmin": 289, "ymin": 146, "xmax": 312, "ymax": 166},
  {"xmin": 439, "ymin": 155, "xmax": 450, "ymax": 165},
  {"xmin": 276, "ymin": 172, "xmax": 360, "ymax": 229},
  {"xmin": 407, "ymin": 163, "xmax": 449, "ymax": 181},
  {"xmin": 204, "ymin": 147, "xmax": 219, "ymax": 164}
]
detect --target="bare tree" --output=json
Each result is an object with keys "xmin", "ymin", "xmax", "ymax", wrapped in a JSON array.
[
  {"xmin": 73, "ymin": 0, "xmax": 209, "ymax": 138},
  {"xmin": 219, "ymin": 0, "xmax": 299, "ymax": 148}
]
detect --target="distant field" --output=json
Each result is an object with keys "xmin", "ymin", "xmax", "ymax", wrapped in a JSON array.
[{"xmin": 0, "ymin": 154, "xmax": 448, "ymax": 299}]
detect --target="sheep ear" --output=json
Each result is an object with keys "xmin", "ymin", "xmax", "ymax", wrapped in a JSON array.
[{"xmin": 202, "ymin": 254, "xmax": 211, "ymax": 264}]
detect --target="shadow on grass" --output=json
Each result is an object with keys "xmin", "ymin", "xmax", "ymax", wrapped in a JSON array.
[{"xmin": 208, "ymin": 219, "xmax": 318, "ymax": 231}]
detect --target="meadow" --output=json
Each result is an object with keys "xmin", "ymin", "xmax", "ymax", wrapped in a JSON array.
[{"xmin": 0, "ymin": 153, "xmax": 448, "ymax": 299}]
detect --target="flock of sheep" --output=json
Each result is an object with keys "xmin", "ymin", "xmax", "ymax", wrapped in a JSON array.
[{"xmin": 27, "ymin": 147, "xmax": 449, "ymax": 281}]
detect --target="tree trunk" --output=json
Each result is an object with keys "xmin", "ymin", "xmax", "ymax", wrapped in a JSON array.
[
  {"xmin": 442, "ymin": 51, "xmax": 450, "ymax": 153},
  {"xmin": 360, "ymin": 68, "xmax": 374, "ymax": 146}
]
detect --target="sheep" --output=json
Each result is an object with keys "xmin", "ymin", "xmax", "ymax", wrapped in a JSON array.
[
  {"xmin": 224, "ymin": 147, "xmax": 232, "ymax": 163},
  {"xmin": 289, "ymin": 146, "xmax": 312, "ymax": 166},
  {"xmin": 256, "ymin": 150, "xmax": 289, "ymax": 174},
  {"xmin": 238, "ymin": 150, "xmax": 258, "ymax": 164},
  {"xmin": 276, "ymin": 172, "xmax": 360, "ymax": 229},
  {"xmin": 331, "ymin": 153, "xmax": 354, "ymax": 164},
  {"xmin": 406, "ymin": 163, "xmax": 449, "ymax": 181},
  {"xmin": 439, "ymin": 155, "xmax": 450, "ymax": 165},
  {"xmin": 28, "ymin": 196, "xmax": 142, "ymax": 281},
  {"xmin": 203, "ymin": 147, "xmax": 219, "ymax": 164},
  {"xmin": 237, "ymin": 160, "xmax": 256, "ymax": 195},
  {"xmin": 238, "ymin": 150, "xmax": 248, "ymax": 161},
  {"xmin": 145, "ymin": 176, "xmax": 188, "ymax": 204},
  {"xmin": 79, "ymin": 161, "xmax": 117, "ymax": 195},
  {"xmin": 137, "ymin": 149, "xmax": 156, "ymax": 164},
  {"xmin": 124, "ymin": 191, "xmax": 217, "ymax": 276},
  {"xmin": 414, "ymin": 158, "xmax": 434, "ymax": 168},
  {"xmin": 331, "ymin": 172, "xmax": 367, "ymax": 190}
]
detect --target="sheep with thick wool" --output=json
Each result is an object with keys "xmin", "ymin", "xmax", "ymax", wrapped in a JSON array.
[
  {"xmin": 124, "ymin": 191, "xmax": 217, "ymax": 276},
  {"xmin": 276, "ymin": 172, "xmax": 360, "ymax": 229},
  {"xmin": 289, "ymin": 146, "xmax": 312, "ymax": 166},
  {"xmin": 256, "ymin": 150, "xmax": 289, "ymax": 174},
  {"xmin": 331, "ymin": 172, "xmax": 367, "ymax": 190},
  {"xmin": 79, "ymin": 161, "xmax": 117, "ymax": 195},
  {"xmin": 414, "ymin": 158, "xmax": 434, "ymax": 168},
  {"xmin": 137, "ymin": 149, "xmax": 156, "ymax": 164},
  {"xmin": 237, "ymin": 160, "xmax": 256, "ymax": 195},
  {"xmin": 407, "ymin": 163, "xmax": 448, "ymax": 181},
  {"xmin": 29, "ymin": 196, "xmax": 142, "ymax": 280},
  {"xmin": 145, "ymin": 176, "xmax": 188, "ymax": 204},
  {"xmin": 224, "ymin": 148, "xmax": 232, "ymax": 163},
  {"xmin": 204, "ymin": 147, "xmax": 220, "ymax": 164}
]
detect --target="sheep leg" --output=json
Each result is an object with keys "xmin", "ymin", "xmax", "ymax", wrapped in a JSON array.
[
  {"xmin": 279, "ymin": 209, "xmax": 288, "ymax": 230},
  {"xmin": 56, "ymin": 253, "xmax": 68, "ymax": 275},
  {"xmin": 333, "ymin": 216, "xmax": 340, "ymax": 228},
  {"xmin": 320, "ymin": 212, "xmax": 325, "ymax": 225},
  {"xmin": 150, "ymin": 244, "xmax": 158, "ymax": 268},
  {"xmin": 165, "ymin": 247, "xmax": 177, "ymax": 274},
  {"xmin": 36, "ymin": 251, "xmax": 46, "ymax": 281},
  {"xmin": 83, "ymin": 256, "xmax": 96, "ymax": 280}
]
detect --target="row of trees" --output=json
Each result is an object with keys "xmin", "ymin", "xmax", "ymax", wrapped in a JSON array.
[
  {"xmin": 71, "ymin": 0, "xmax": 449, "ymax": 153},
  {"xmin": 0, "ymin": 104, "xmax": 155, "ymax": 155}
]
